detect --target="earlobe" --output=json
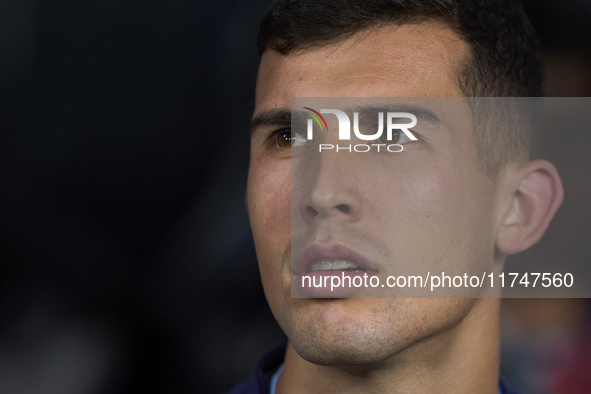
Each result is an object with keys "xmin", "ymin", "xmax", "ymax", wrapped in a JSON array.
[{"xmin": 496, "ymin": 160, "xmax": 564, "ymax": 255}]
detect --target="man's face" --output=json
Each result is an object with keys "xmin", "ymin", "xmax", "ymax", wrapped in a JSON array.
[{"xmin": 247, "ymin": 25, "xmax": 503, "ymax": 365}]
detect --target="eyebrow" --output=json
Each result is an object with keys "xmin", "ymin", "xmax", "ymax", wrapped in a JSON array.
[
  {"xmin": 350, "ymin": 104, "xmax": 441, "ymax": 124},
  {"xmin": 250, "ymin": 108, "xmax": 292, "ymax": 134},
  {"xmin": 250, "ymin": 103, "xmax": 441, "ymax": 133}
]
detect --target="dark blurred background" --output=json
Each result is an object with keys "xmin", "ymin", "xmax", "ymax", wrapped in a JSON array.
[{"xmin": 0, "ymin": 1, "xmax": 590, "ymax": 393}]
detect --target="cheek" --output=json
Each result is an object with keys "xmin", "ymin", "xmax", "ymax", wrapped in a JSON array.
[
  {"xmin": 246, "ymin": 162, "xmax": 291, "ymax": 282},
  {"xmin": 369, "ymin": 163, "xmax": 456, "ymax": 225},
  {"xmin": 247, "ymin": 165, "xmax": 291, "ymax": 237},
  {"xmin": 369, "ymin": 160, "xmax": 495, "ymax": 273}
]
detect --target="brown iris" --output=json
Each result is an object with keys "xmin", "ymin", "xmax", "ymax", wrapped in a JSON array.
[
  {"xmin": 380, "ymin": 130, "xmax": 401, "ymax": 144},
  {"xmin": 275, "ymin": 129, "xmax": 292, "ymax": 148}
]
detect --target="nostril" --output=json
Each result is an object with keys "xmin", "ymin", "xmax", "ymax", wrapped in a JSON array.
[
  {"xmin": 336, "ymin": 204, "xmax": 350, "ymax": 213},
  {"xmin": 307, "ymin": 206, "xmax": 318, "ymax": 217}
]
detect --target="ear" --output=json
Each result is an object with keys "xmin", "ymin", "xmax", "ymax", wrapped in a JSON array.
[{"xmin": 496, "ymin": 160, "xmax": 564, "ymax": 255}]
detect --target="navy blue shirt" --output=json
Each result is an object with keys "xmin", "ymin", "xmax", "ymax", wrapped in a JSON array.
[{"xmin": 227, "ymin": 340, "xmax": 523, "ymax": 394}]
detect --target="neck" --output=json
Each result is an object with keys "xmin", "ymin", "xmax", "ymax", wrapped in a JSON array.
[{"xmin": 278, "ymin": 298, "xmax": 501, "ymax": 394}]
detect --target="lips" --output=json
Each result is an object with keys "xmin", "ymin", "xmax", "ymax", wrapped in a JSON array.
[
  {"xmin": 291, "ymin": 243, "xmax": 378, "ymax": 297},
  {"xmin": 308, "ymin": 260, "xmax": 363, "ymax": 272},
  {"xmin": 292, "ymin": 243, "xmax": 377, "ymax": 275}
]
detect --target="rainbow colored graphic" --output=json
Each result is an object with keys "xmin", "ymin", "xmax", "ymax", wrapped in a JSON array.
[{"xmin": 303, "ymin": 107, "xmax": 329, "ymax": 132}]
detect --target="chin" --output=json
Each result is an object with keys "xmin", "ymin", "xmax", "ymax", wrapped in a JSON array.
[
  {"xmin": 290, "ymin": 330, "xmax": 398, "ymax": 366},
  {"xmin": 285, "ymin": 308, "xmax": 405, "ymax": 366}
]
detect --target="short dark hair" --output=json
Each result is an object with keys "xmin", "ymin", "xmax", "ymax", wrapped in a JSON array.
[
  {"xmin": 257, "ymin": 0, "xmax": 543, "ymax": 97},
  {"xmin": 257, "ymin": 0, "xmax": 544, "ymax": 176}
]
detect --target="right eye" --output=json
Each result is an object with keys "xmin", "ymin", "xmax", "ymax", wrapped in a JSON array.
[
  {"xmin": 275, "ymin": 128, "xmax": 293, "ymax": 148},
  {"xmin": 273, "ymin": 128, "xmax": 308, "ymax": 149}
]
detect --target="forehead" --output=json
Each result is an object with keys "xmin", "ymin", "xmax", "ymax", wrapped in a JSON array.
[{"xmin": 255, "ymin": 24, "xmax": 469, "ymax": 110}]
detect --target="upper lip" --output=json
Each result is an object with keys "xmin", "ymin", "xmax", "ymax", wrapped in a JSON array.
[{"xmin": 292, "ymin": 242, "xmax": 377, "ymax": 275}]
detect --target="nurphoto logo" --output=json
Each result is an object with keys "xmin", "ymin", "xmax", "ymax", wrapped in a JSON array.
[{"xmin": 303, "ymin": 107, "xmax": 418, "ymax": 153}]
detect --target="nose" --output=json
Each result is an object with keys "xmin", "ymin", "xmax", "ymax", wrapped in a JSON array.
[{"xmin": 298, "ymin": 154, "xmax": 363, "ymax": 225}]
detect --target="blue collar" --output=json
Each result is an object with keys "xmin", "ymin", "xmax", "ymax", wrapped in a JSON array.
[{"xmin": 227, "ymin": 339, "xmax": 522, "ymax": 394}]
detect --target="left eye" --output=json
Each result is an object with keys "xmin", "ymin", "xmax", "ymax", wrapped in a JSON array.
[
  {"xmin": 380, "ymin": 130, "xmax": 401, "ymax": 144},
  {"xmin": 369, "ymin": 130, "xmax": 409, "ymax": 144}
]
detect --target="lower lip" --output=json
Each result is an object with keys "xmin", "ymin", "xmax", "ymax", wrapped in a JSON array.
[{"xmin": 292, "ymin": 271, "xmax": 374, "ymax": 298}]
